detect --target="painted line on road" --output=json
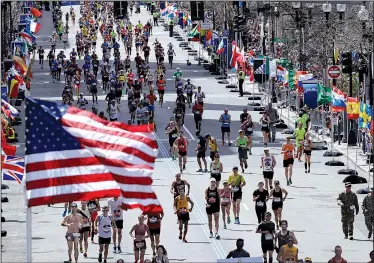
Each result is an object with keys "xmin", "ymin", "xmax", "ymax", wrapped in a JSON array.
[
  {"xmin": 183, "ymin": 124, "xmax": 196, "ymax": 141},
  {"xmin": 156, "ymin": 135, "xmax": 226, "ymax": 259},
  {"xmin": 241, "ymin": 202, "xmax": 250, "ymax": 211}
]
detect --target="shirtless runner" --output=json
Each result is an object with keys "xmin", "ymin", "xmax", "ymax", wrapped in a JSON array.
[{"xmin": 61, "ymin": 202, "xmax": 82, "ymax": 263}]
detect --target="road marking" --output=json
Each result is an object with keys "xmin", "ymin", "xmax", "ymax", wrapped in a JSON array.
[
  {"xmin": 183, "ymin": 124, "xmax": 196, "ymax": 140},
  {"xmin": 155, "ymin": 135, "xmax": 226, "ymax": 259},
  {"xmin": 241, "ymin": 202, "xmax": 250, "ymax": 211}
]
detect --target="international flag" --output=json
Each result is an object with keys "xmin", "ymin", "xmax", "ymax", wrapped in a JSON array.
[
  {"xmin": 30, "ymin": 7, "xmax": 42, "ymax": 18},
  {"xmin": 29, "ymin": 19, "xmax": 41, "ymax": 34},
  {"xmin": 331, "ymin": 86, "xmax": 347, "ymax": 112},
  {"xmin": 13, "ymin": 56, "xmax": 28, "ymax": 75},
  {"xmin": 347, "ymin": 97, "xmax": 359, "ymax": 119},
  {"xmin": 359, "ymin": 102, "xmax": 372, "ymax": 129},
  {"xmin": 8, "ymin": 77, "xmax": 20, "ymax": 99},
  {"xmin": 1, "ymin": 155, "xmax": 25, "ymax": 184},
  {"xmin": 1, "ymin": 99, "xmax": 19, "ymax": 118},
  {"xmin": 216, "ymin": 39, "xmax": 224, "ymax": 54},
  {"xmin": 20, "ymin": 31, "xmax": 33, "ymax": 46},
  {"xmin": 24, "ymin": 98, "xmax": 162, "ymax": 212},
  {"xmin": 188, "ymin": 24, "xmax": 200, "ymax": 38},
  {"xmin": 230, "ymin": 42, "xmax": 240, "ymax": 69},
  {"xmin": 1, "ymin": 131, "xmax": 16, "ymax": 156}
]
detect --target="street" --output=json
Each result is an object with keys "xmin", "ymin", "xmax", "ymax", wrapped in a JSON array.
[{"xmin": 1, "ymin": 4, "xmax": 373, "ymax": 263}]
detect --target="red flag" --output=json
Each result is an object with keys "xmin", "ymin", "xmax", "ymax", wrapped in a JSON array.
[
  {"xmin": 30, "ymin": 7, "xmax": 42, "ymax": 18},
  {"xmin": 1, "ymin": 131, "xmax": 16, "ymax": 156}
]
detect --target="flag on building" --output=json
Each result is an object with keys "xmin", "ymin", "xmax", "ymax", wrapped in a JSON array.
[
  {"xmin": 1, "ymin": 155, "xmax": 24, "ymax": 184},
  {"xmin": 25, "ymin": 98, "xmax": 162, "ymax": 212},
  {"xmin": 347, "ymin": 97, "xmax": 359, "ymax": 119},
  {"xmin": 317, "ymin": 83, "xmax": 332, "ymax": 105},
  {"xmin": 331, "ymin": 86, "xmax": 347, "ymax": 112}
]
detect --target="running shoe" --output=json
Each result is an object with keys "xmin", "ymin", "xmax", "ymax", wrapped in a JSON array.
[
  {"xmin": 237, "ymin": 218, "xmax": 240, "ymax": 224},
  {"xmin": 183, "ymin": 164, "xmax": 186, "ymax": 170},
  {"xmin": 227, "ymin": 216, "xmax": 231, "ymax": 224},
  {"xmin": 308, "ymin": 169, "xmax": 310, "ymax": 173},
  {"xmin": 209, "ymin": 231, "xmax": 213, "ymax": 238},
  {"xmin": 289, "ymin": 178, "xmax": 292, "ymax": 185},
  {"xmin": 98, "ymin": 253, "xmax": 102, "ymax": 263},
  {"xmin": 215, "ymin": 233, "xmax": 220, "ymax": 240},
  {"xmin": 117, "ymin": 246, "xmax": 122, "ymax": 253},
  {"xmin": 287, "ymin": 180, "xmax": 290, "ymax": 186},
  {"xmin": 83, "ymin": 253, "xmax": 87, "ymax": 258},
  {"xmin": 80, "ymin": 247, "xmax": 83, "ymax": 253},
  {"xmin": 196, "ymin": 169, "xmax": 203, "ymax": 172},
  {"xmin": 228, "ymin": 142, "xmax": 232, "ymax": 146},
  {"xmin": 224, "ymin": 224, "xmax": 227, "ymax": 229},
  {"xmin": 204, "ymin": 168, "xmax": 208, "ymax": 173},
  {"xmin": 113, "ymin": 246, "xmax": 117, "ymax": 253}
]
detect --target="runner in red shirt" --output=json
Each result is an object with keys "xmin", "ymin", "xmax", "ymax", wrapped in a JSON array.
[
  {"xmin": 142, "ymin": 210, "xmax": 164, "ymax": 256},
  {"xmin": 146, "ymin": 90, "xmax": 157, "ymax": 118},
  {"xmin": 174, "ymin": 132, "xmax": 188, "ymax": 173}
]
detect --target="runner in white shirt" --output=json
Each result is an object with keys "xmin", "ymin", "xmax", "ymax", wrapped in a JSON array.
[
  {"xmin": 62, "ymin": 32, "xmax": 68, "ymax": 49},
  {"xmin": 107, "ymin": 197, "xmax": 124, "ymax": 254},
  {"xmin": 260, "ymin": 148, "xmax": 277, "ymax": 190},
  {"xmin": 194, "ymin": 86, "xmax": 205, "ymax": 107},
  {"xmin": 94, "ymin": 206, "xmax": 116, "ymax": 263},
  {"xmin": 109, "ymin": 100, "xmax": 119, "ymax": 121},
  {"xmin": 76, "ymin": 93, "xmax": 88, "ymax": 110}
]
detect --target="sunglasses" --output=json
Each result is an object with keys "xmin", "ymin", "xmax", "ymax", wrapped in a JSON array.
[
  {"xmin": 103, "ymin": 209, "xmax": 109, "ymax": 212},
  {"xmin": 71, "ymin": 206, "xmax": 78, "ymax": 208}
]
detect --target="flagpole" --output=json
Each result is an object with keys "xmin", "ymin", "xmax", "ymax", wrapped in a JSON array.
[{"xmin": 26, "ymin": 207, "xmax": 32, "ymax": 262}]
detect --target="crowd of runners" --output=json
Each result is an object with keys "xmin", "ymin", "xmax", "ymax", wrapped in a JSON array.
[{"xmin": 30, "ymin": 1, "xmax": 374, "ymax": 263}]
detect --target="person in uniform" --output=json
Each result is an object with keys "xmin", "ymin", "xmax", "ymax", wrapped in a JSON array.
[
  {"xmin": 337, "ymin": 182, "xmax": 359, "ymax": 239},
  {"xmin": 362, "ymin": 188, "xmax": 374, "ymax": 238}
]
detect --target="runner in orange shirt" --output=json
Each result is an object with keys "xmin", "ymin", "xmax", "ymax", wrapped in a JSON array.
[
  {"xmin": 281, "ymin": 136, "xmax": 295, "ymax": 186},
  {"xmin": 156, "ymin": 75, "xmax": 166, "ymax": 107}
]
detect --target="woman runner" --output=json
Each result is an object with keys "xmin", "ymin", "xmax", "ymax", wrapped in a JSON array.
[
  {"xmin": 220, "ymin": 180, "xmax": 232, "ymax": 229},
  {"xmin": 205, "ymin": 178, "xmax": 221, "ymax": 239},
  {"xmin": 129, "ymin": 215, "xmax": 150, "ymax": 263},
  {"xmin": 260, "ymin": 112, "xmax": 271, "ymax": 147},
  {"xmin": 303, "ymin": 133, "xmax": 312, "ymax": 173},
  {"xmin": 210, "ymin": 153, "xmax": 223, "ymax": 187},
  {"xmin": 269, "ymin": 180, "xmax": 288, "ymax": 230}
]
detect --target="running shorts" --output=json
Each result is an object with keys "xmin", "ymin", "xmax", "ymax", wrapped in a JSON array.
[
  {"xmin": 283, "ymin": 158, "xmax": 294, "ymax": 167},
  {"xmin": 210, "ymin": 173, "xmax": 221, "ymax": 182},
  {"xmin": 221, "ymin": 126, "xmax": 230, "ymax": 133},
  {"xmin": 133, "ymin": 240, "xmax": 146, "ymax": 250},
  {"xmin": 206, "ymin": 204, "xmax": 220, "ymax": 215},
  {"xmin": 303, "ymin": 149, "xmax": 312, "ymax": 156},
  {"xmin": 115, "ymin": 219, "xmax": 123, "ymax": 229},
  {"xmin": 231, "ymin": 189, "xmax": 242, "ymax": 201},
  {"xmin": 197, "ymin": 151, "xmax": 205, "ymax": 159},
  {"xmin": 177, "ymin": 212, "xmax": 190, "ymax": 222},
  {"xmin": 263, "ymin": 171, "xmax": 274, "ymax": 180},
  {"xmin": 261, "ymin": 241, "xmax": 274, "ymax": 253},
  {"xmin": 98, "ymin": 237, "xmax": 111, "ymax": 245},
  {"xmin": 149, "ymin": 228, "xmax": 161, "ymax": 236}
]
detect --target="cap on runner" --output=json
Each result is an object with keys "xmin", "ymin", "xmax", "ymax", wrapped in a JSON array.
[
  {"xmin": 265, "ymin": 212, "xmax": 272, "ymax": 217},
  {"xmin": 210, "ymin": 177, "xmax": 216, "ymax": 182},
  {"xmin": 264, "ymin": 148, "xmax": 269, "ymax": 151},
  {"xmin": 232, "ymin": 166, "xmax": 238, "ymax": 170},
  {"xmin": 222, "ymin": 180, "xmax": 228, "ymax": 184}
]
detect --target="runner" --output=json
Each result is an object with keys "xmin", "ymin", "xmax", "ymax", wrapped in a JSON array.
[
  {"xmin": 220, "ymin": 180, "xmax": 232, "ymax": 229},
  {"xmin": 226, "ymin": 239, "xmax": 250, "ymax": 258},
  {"xmin": 206, "ymin": 178, "xmax": 221, "ymax": 239},
  {"xmin": 174, "ymin": 189, "xmax": 194, "ymax": 242},
  {"xmin": 219, "ymin": 108, "xmax": 232, "ymax": 146},
  {"xmin": 294, "ymin": 122, "xmax": 306, "ymax": 161},
  {"xmin": 281, "ymin": 136, "xmax": 295, "ymax": 186},
  {"xmin": 192, "ymin": 100, "xmax": 203, "ymax": 134},
  {"xmin": 303, "ymin": 133, "xmax": 313, "ymax": 173},
  {"xmin": 129, "ymin": 215, "xmax": 150, "ymax": 263},
  {"xmin": 256, "ymin": 212, "xmax": 276, "ymax": 263},
  {"xmin": 274, "ymin": 220, "xmax": 298, "ymax": 253},
  {"xmin": 194, "ymin": 86, "xmax": 205, "ymax": 107},
  {"xmin": 240, "ymin": 116, "xmax": 254, "ymax": 155},
  {"xmin": 327, "ymin": 246, "xmax": 347, "ymax": 263},
  {"xmin": 260, "ymin": 112, "xmax": 271, "ymax": 147},
  {"xmin": 170, "ymin": 173, "xmax": 191, "ymax": 201},
  {"xmin": 210, "ymin": 153, "xmax": 223, "ymax": 187},
  {"xmin": 269, "ymin": 180, "xmax": 288, "ymax": 230},
  {"xmin": 142, "ymin": 210, "xmax": 164, "ymax": 256},
  {"xmin": 156, "ymin": 75, "xmax": 166, "ymax": 106},
  {"xmin": 227, "ymin": 166, "xmax": 246, "ymax": 224},
  {"xmin": 174, "ymin": 132, "xmax": 188, "ymax": 173},
  {"xmin": 207, "ymin": 134, "xmax": 219, "ymax": 162},
  {"xmin": 196, "ymin": 135, "xmax": 208, "ymax": 172},
  {"xmin": 277, "ymin": 236, "xmax": 298, "ymax": 263},
  {"xmin": 87, "ymin": 199, "xmax": 100, "ymax": 244},
  {"xmin": 78, "ymin": 201, "xmax": 91, "ymax": 258},
  {"xmin": 107, "ymin": 197, "xmax": 124, "ymax": 253},
  {"xmin": 260, "ymin": 148, "xmax": 276, "ymax": 190},
  {"xmin": 61, "ymin": 202, "xmax": 82, "ymax": 263},
  {"xmin": 95, "ymin": 206, "xmax": 115, "ymax": 263},
  {"xmin": 184, "ymin": 79, "xmax": 194, "ymax": 107},
  {"xmin": 253, "ymin": 182, "xmax": 269, "ymax": 223},
  {"xmin": 236, "ymin": 130, "xmax": 249, "ymax": 173},
  {"xmin": 166, "ymin": 121, "xmax": 179, "ymax": 160}
]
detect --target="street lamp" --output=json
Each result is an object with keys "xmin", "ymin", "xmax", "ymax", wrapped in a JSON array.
[
  {"xmin": 336, "ymin": 4, "xmax": 346, "ymax": 21},
  {"xmin": 322, "ymin": 3, "xmax": 332, "ymax": 20}
]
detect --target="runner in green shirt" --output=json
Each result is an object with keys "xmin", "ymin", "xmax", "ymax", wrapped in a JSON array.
[
  {"xmin": 294, "ymin": 122, "xmax": 306, "ymax": 161},
  {"xmin": 173, "ymin": 68, "xmax": 183, "ymax": 86}
]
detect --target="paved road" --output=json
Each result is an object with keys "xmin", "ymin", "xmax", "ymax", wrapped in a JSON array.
[{"xmin": 1, "ymin": 4, "xmax": 372, "ymax": 263}]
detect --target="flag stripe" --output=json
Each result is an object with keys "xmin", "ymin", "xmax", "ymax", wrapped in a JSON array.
[
  {"xmin": 25, "ymin": 98, "xmax": 162, "ymax": 212},
  {"xmin": 2, "ymin": 163, "xmax": 24, "ymax": 173},
  {"xmin": 27, "ymin": 189, "xmax": 120, "ymax": 207}
]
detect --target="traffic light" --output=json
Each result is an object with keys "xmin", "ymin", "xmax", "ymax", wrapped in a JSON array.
[
  {"xmin": 114, "ymin": 2, "xmax": 128, "ymax": 19},
  {"xmin": 341, "ymin": 52, "xmax": 352, "ymax": 74}
]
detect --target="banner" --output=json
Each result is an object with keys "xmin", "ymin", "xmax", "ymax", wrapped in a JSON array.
[
  {"xmin": 178, "ymin": 11, "xmax": 184, "ymax": 28},
  {"xmin": 160, "ymin": 1, "xmax": 165, "ymax": 10},
  {"xmin": 19, "ymin": 14, "xmax": 32, "ymax": 24},
  {"xmin": 303, "ymin": 81, "xmax": 318, "ymax": 109},
  {"xmin": 253, "ymin": 58, "xmax": 269, "ymax": 84},
  {"xmin": 12, "ymin": 41, "xmax": 27, "ymax": 57}
]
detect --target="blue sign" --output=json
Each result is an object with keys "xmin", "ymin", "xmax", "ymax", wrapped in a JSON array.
[
  {"xmin": 303, "ymin": 82, "xmax": 318, "ymax": 109},
  {"xmin": 60, "ymin": 1, "xmax": 80, "ymax": 6},
  {"xmin": 23, "ymin": 1, "xmax": 33, "ymax": 7},
  {"xmin": 160, "ymin": 1, "xmax": 165, "ymax": 10},
  {"xmin": 222, "ymin": 37, "xmax": 228, "ymax": 57},
  {"xmin": 2, "ymin": 85, "xmax": 8, "ymax": 102},
  {"xmin": 12, "ymin": 41, "xmax": 26, "ymax": 57},
  {"xmin": 19, "ymin": 14, "xmax": 32, "ymax": 24}
]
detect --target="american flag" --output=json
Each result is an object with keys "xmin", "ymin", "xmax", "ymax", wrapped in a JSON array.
[
  {"xmin": 25, "ymin": 98, "xmax": 162, "ymax": 212},
  {"xmin": 1, "ymin": 155, "xmax": 25, "ymax": 184}
]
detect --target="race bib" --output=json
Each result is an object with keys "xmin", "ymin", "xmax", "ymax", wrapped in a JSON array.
[
  {"xmin": 172, "ymin": 134, "xmax": 177, "ymax": 138},
  {"xmin": 265, "ymin": 233, "xmax": 273, "ymax": 240},
  {"xmin": 287, "ymin": 152, "xmax": 293, "ymax": 157},
  {"xmin": 262, "ymin": 124, "xmax": 268, "ymax": 127},
  {"xmin": 114, "ymin": 210, "xmax": 121, "ymax": 218},
  {"xmin": 247, "ymin": 127, "xmax": 253, "ymax": 131},
  {"xmin": 149, "ymin": 217, "xmax": 157, "ymax": 223},
  {"xmin": 211, "ymin": 169, "xmax": 219, "ymax": 174},
  {"xmin": 350, "ymin": 205, "xmax": 355, "ymax": 210},
  {"xmin": 208, "ymin": 197, "xmax": 216, "ymax": 204},
  {"xmin": 257, "ymin": 201, "xmax": 264, "ymax": 207},
  {"xmin": 224, "ymin": 122, "xmax": 229, "ymax": 125},
  {"xmin": 221, "ymin": 197, "xmax": 230, "ymax": 203},
  {"xmin": 195, "ymin": 111, "xmax": 200, "ymax": 115},
  {"xmin": 75, "ymin": 80, "xmax": 80, "ymax": 84},
  {"xmin": 179, "ymin": 208, "xmax": 187, "ymax": 214},
  {"xmin": 274, "ymin": 197, "xmax": 281, "ymax": 202},
  {"xmin": 103, "ymin": 225, "xmax": 111, "ymax": 233},
  {"xmin": 177, "ymin": 114, "xmax": 182, "ymax": 117},
  {"xmin": 73, "ymin": 233, "xmax": 80, "ymax": 238},
  {"xmin": 232, "ymin": 186, "xmax": 239, "ymax": 192}
]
